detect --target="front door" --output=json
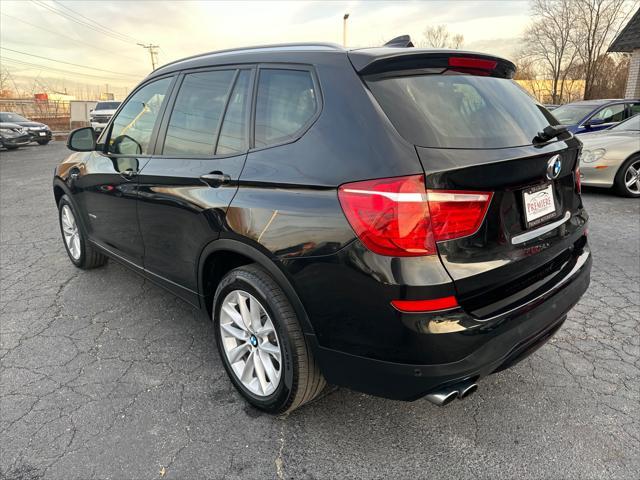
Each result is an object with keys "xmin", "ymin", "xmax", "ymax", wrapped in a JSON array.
[
  {"xmin": 137, "ymin": 68, "xmax": 254, "ymax": 295},
  {"xmin": 77, "ymin": 76, "xmax": 174, "ymax": 265}
]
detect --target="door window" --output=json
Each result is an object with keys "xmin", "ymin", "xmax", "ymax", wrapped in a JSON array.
[
  {"xmin": 163, "ymin": 70, "xmax": 236, "ymax": 156},
  {"xmin": 254, "ymin": 69, "xmax": 317, "ymax": 148},
  {"xmin": 108, "ymin": 77, "xmax": 172, "ymax": 155},
  {"xmin": 216, "ymin": 70, "xmax": 251, "ymax": 155},
  {"xmin": 629, "ymin": 103, "xmax": 640, "ymax": 117},
  {"xmin": 590, "ymin": 104, "xmax": 625, "ymax": 124}
]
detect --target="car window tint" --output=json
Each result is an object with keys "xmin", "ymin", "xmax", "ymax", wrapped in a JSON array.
[
  {"xmin": 163, "ymin": 70, "xmax": 236, "ymax": 156},
  {"xmin": 254, "ymin": 69, "xmax": 317, "ymax": 148},
  {"xmin": 591, "ymin": 104, "xmax": 625, "ymax": 123},
  {"xmin": 367, "ymin": 73, "xmax": 557, "ymax": 148},
  {"xmin": 629, "ymin": 103, "xmax": 640, "ymax": 116},
  {"xmin": 216, "ymin": 70, "xmax": 251, "ymax": 155},
  {"xmin": 108, "ymin": 77, "xmax": 171, "ymax": 155}
]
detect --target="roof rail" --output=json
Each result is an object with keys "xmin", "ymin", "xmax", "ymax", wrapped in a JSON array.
[
  {"xmin": 154, "ymin": 42, "xmax": 343, "ymax": 72},
  {"xmin": 383, "ymin": 35, "xmax": 414, "ymax": 48}
]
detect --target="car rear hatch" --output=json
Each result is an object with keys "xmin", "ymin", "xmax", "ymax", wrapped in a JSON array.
[{"xmin": 354, "ymin": 48, "xmax": 588, "ymax": 319}]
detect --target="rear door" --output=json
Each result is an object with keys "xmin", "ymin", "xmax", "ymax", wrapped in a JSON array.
[
  {"xmin": 364, "ymin": 56, "xmax": 587, "ymax": 317},
  {"xmin": 137, "ymin": 67, "xmax": 254, "ymax": 300}
]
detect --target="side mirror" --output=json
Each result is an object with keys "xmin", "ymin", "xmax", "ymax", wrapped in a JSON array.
[
  {"xmin": 67, "ymin": 127, "xmax": 96, "ymax": 152},
  {"xmin": 585, "ymin": 118, "xmax": 605, "ymax": 128}
]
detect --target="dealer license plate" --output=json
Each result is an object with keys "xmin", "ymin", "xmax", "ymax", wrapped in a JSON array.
[{"xmin": 523, "ymin": 183, "xmax": 556, "ymax": 228}]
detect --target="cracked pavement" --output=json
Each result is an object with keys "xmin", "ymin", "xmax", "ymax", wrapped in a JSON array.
[{"xmin": 1, "ymin": 142, "xmax": 638, "ymax": 480}]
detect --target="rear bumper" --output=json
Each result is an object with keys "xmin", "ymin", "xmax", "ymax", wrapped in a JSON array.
[{"xmin": 310, "ymin": 246, "xmax": 591, "ymax": 401}]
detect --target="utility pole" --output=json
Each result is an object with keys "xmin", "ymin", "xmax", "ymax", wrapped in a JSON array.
[
  {"xmin": 343, "ymin": 13, "xmax": 350, "ymax": 47},
  {"xmin": 138, "ymin": 43, "xmax": 160, "ymax": 70}
]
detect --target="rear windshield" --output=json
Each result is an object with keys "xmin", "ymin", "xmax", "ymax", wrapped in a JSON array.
[
  {"xmin": 551, "ymin": 104, "xmax": 594, "ymax": 125},
  {"xmin": 366, "ymin": 73, "xmax": 556, "ymax": 149},
  {"xmin": 95, "ymin": 102, "xmax": 120, "ymax": 110}
]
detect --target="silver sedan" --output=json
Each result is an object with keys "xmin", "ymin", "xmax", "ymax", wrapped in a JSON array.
[{"xmin": 579, "ymin": 114, "xmax": 640, "ymax": 197}]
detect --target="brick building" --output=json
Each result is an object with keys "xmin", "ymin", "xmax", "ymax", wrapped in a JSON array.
[{"xmin": 608, "ymin": 8, "xmax": 640, "ymax": 98}]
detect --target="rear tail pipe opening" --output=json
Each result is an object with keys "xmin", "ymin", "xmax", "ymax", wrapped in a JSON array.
[{"xmin": 425, "ymin": 380, "xmax": 478, "ymax": 406}]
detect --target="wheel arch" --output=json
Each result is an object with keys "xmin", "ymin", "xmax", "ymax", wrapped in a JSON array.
[{"xmin": 198, "ymin": 237, "xmax": 316, "ymax": 335}]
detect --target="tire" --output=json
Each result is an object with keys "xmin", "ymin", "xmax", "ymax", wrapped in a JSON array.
[
  {"xmin": 37, "ymin": 140, "xmax": 50, "ymax": 145},
  {"xmin": 58, "ymin": 195, "xmax": 108, "ymax": 269},
  {"xmin": 213, "ymin": 264, "xmax": 325, "ymax": 414},
  {"xmin": 614, "ymin": 154, "xmax": 640, "ymax": 198},
  {"xmin": 5, "ymin": 145, "xmax": 19, "ymax": 150}
]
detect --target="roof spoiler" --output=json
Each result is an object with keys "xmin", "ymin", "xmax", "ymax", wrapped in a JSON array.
[{"xmin": 383, "ymin": 35, "xmax": 414, "ymax": 48}]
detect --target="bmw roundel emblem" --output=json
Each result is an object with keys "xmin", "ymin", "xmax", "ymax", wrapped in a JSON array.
[{"xmin": 546, "ymin": 155, "xmax": 562, "ymax": 180}]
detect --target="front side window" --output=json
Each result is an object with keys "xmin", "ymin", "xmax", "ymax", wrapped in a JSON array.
[
  {"xmin": 590, "ymin": 104, "xmax": 625, "ymax": 124},
  {"xmin": 108, "ymin": 77, "xmax": 172, "ymax": 155},
  {"xmin": 163, "ymin": 70, "xmax": 236, "ymax": 156},
  {"xmin": 254, "ymin": 69, "xmax": 317, "ymax": 148}
]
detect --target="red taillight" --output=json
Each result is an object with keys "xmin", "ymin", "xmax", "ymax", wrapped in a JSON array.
[
  {"xmin": 427, "ymin": 190, "xmax": 493, "ymax": 242},
  {"xmin": 391, "ymin": 296, "xmax": 458, "ymax": 312},
  {"xmin": 575, "ymin": 168, "xmax": 582, "ymax": 193},
  {"xmin": 338, "ymin": 175, "xmax": 492, "ymax": 257},
  {"xmin": 448, "ymin": 57, "xmax": 497, "ymax": 71},
  {"xmin": 338, "ymin": 175, "xmax": 435, "ymax": 256}
]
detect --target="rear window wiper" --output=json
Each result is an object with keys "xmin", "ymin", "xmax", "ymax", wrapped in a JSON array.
[{"xmin": 533, "ymin": 125, "xmax": 569, "ymax": 144}]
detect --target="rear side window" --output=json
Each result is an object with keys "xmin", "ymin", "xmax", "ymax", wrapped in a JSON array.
[
  {"xmin": 216, "ymin": 70, "xmax": 251, "ymax": 155},
  {"xmin": 254, "ymin": 69, "xmax": 317, "ymax": 148},
  {"xmin": 366, "ymin": 73, "xmax": 556, "ymax": 149},
  {"xmin": 163, "ymin": 70, "xmax": 235, "ymax": 156}
]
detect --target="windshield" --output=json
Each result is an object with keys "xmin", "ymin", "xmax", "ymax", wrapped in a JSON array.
[
  {"xmin": 610, "ymin": 114, "xmax": 640, "ymax": 131},
  {"xmin": 0, "ymin": 112, "xmax": 29, "ymax": 123},
  {"xmin": 366, "ymin": 73, "xmax": 557, "ymax": 149},
  {"xmin": 95, "ymin": 102, "xmax": 120, "ymax": 110},
  {"xmin": 552, "ymin": 104, "xmax": 595, "ymax": 125}
]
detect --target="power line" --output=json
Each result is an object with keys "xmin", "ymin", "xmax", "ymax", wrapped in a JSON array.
[
  {"xmin": 29, "ymin": 0, "xmax": 140, "ymax": 46},
  {"xmin": 0, "ymin": 12, "xmax": 143, "ymax": 64},
  {"xmin": 0, "ymin": 47, "xmax": 141, "ymax": 78},
  {"xmin": 2, "ymin": 57, "xmax": 141, "ymax": 82},
  {"xmin": 51, "ymin": 0, "xmax": 143, "ymax": 44}
]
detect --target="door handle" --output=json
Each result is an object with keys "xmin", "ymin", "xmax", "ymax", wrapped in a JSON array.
[{"xmin": 200, "ymin": 172, "xmax": 231, "ymax": 188}]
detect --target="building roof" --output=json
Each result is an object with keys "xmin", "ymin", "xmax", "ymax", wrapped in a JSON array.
[{"xmin": 608, "ymin": 8, "xmax": 640, "ymax": 52}]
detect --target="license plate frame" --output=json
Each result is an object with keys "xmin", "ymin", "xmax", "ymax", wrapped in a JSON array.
[{"xmin": 522, "ymin": 183, "xmax": 557, "ymax": 229}]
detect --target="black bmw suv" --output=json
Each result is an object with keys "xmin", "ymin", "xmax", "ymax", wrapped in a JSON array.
[{"xmin": 54, "ymin": 41, "xmax": 591, "ymax": 413}]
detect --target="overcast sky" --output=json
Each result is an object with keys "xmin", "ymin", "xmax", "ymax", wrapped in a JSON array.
[{"xmin": 1, "ymin": 0, "xmax": 531, "ymax": 96}]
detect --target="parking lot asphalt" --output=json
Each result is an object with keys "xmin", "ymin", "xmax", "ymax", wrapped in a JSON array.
[{"xmin": 1, "ymin": 142, "xmax": 638, "ymax": 480}]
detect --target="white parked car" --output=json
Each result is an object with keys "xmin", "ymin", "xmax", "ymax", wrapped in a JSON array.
[
  {"xmin": 90, "ymin": 101, "xmax": 120, "ymax": 133},
  {"xmin": 579, "ymin": 114, "xmax": 640, "ymax": 197}
]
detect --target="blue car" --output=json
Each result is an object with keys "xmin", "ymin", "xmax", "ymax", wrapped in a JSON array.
[{"xmin": 552, "ymin": 99, "xmax": 640, "ymax": 134}]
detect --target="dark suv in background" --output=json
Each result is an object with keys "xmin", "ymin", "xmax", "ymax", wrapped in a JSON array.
[
  {"xmin": 0, "ymin": 112, "xmax": 52, "ymax": 145},
  {"xmin": 54, "ymin": 40, "xmax": 591, "ymax": 414}
]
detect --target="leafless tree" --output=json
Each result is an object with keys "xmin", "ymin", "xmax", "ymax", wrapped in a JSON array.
[
  {"xmin": 572, "ymin": 0, "xmax": 638, "ymax": 99},
  {"xmin": 521, "ymin": 0, "xmax": 579, "ymax": 103},
  {"xmin": 422, "ymin": 25, "xmax": 464, "ymax": 49}
]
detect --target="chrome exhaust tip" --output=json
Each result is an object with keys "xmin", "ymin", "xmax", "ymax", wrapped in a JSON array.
[
  {"xmin": 425, "ymin": 389, "xmax": 459, "ymax": 406},
  {"xmin": 458, "ymin": 382, "xmax": 478, "ymax": 399}
]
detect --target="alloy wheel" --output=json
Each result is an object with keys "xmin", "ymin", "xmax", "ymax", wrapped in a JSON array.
[
  {"xmin": 624, "ymin": 159, "xmax": 640, "ymax": 195},
  {"xmin": 219, "ymin": 290, "xmax": 282, "ymax": 397},
  {"xmin": 61, "ymin": 205, "xmax": 81, "ymax": 260}
]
